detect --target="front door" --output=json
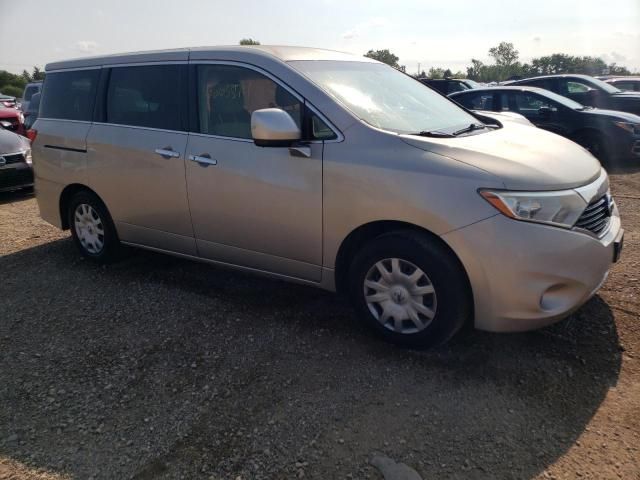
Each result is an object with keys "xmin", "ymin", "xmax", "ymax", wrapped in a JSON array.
[
  {"xmin": 185, "ymin": 63, "xmax": 324, "ymax": 281},
  {"xmin": 87, "ymin": 64, "xmax": 196, "ymax": 255}
]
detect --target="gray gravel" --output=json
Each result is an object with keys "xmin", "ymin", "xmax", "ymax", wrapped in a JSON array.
[{"xmin": 1, "ymin": 176, "xmax": 639, "ymax": 479}]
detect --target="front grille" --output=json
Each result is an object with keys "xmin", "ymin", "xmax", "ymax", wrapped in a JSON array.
[
  {"xmin": 632, "ymin": 140, "xmax": 640, "ymax": 157},
  {"xmin": 575, "ymin": 194, "xmax": 611, "ymax": 236},
  {"xmin": 0, "ymin": 168, "xmax": 33, "ymax": 190},
  {"xmin": 1, "ymin": 153, "xmax": 25, "ymax": 165}
]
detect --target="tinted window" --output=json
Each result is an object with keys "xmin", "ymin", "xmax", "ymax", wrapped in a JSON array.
[
  {"xmin": 447, "ymin": 81, "xmax": 469, "ymax": 94},
  {"xmin": 24, "ymin": 85, "xmax": 40, "ymax": 101},
  {"xmin": 525, "ymin": 78, "xmax": 555, "ymax": 91},
  {"xmin": 106, "ymin": 65, "xmax": 183, "ymax": 130},
  {"xmin": 40, "ymin": 70, "xmax": 99, "ymax": 121},
  {"xmin": 455, "ymin": 92, "xmax": 494, "ymax": 110},
  {"xmin": 501, "ymin": 92, "xmax": 551, "ymax": 113},
  {"xmin": 310, "ymin": 112, "xmax": 337, "ymax": 140},
  {"xmin": 197, "ymin": 65, "xmax": 302, "ymax": 139},
  {"xmin": 567, "ymin": 81, "xmax": 591, "ymax": 93}
]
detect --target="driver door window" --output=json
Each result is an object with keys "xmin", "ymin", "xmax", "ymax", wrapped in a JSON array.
[{"xmin": 197, "ymin": 65, "xmax": 302, "ymax": 139}]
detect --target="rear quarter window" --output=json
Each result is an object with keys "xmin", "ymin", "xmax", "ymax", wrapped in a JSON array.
[{"xmin": 40, "ymin": 70, "xmax": 99, "ymax": 121}]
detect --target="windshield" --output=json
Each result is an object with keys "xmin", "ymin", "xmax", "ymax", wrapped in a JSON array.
[
  {"xmin": 464, "ymin": 79, "xmax": 481, "ymax": 88},
  {"xmin": 584, "ymin": 76, "xmax": 621, "ymax": 94},
  {"xmin": 289, "ymin": 61, "xmax": 480, "ymax": 135}
]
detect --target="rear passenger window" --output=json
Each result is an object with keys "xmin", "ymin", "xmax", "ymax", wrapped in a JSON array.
[
  {"xmin": 106, "ymin": 65, "xmax": 183, "ymax": 130},
  {"xmin": 456, "ymin": 93, "xmax": 493, "ymax": 110},
  {"xmin": 40, "ymin": 70, "xmax": 99, "ymax": 121},
  {"xmin": 196, "ymin": 64, "xmax": 302, "ymax": 139}
]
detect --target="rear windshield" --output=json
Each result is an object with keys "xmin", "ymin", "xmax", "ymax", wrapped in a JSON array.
[
  {"xmin": 24, "ymin": 85, "xmax": 40, "ymax": 101},
  {"xmin": 40, "ymin": 70, "xmax": 99, "ymax": 121}
]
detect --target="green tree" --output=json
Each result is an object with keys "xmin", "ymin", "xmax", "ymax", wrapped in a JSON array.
[
  {"xmin": 364, "ymin": 49, "xmax": 399, "ymax": 68},
  {"xmin": 239, "ymin": 38, "xmax": 260, "ymax": 45},
  {"xmin": 427, "ymin": 67, "xmax": 445, "ymax": 79},
  {"xmin": 466, "ymin": 59, "xmax": 485, "ymax": 80},
  {"xmin": 488, "ymin": 42, "xmax": 519, "ymax": 67},
  {"xmin": 32, "ymin": 67, "xmax": 45, "ymax": 81}
]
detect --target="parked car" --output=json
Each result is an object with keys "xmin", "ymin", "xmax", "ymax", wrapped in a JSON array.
[
  {"xmin": 24, "ymin": 92, "xmax": 41, "ymax": 130},
  {"xmin": 0, "ymin": 106, "xmax": 26, "ymax": 136},
  {"xmin": 0, "ymin": 94, "xmax": 18, "ymax": 109},
  {"xmin": 0, "ymin": 126, "xmax": 33, "ymax": 192},
  {"xmin": 603, "ymin": 77, "xmax": 640, "ymax": 92},
  {"xmin": 33, "ymin": 46, "xmax": 623, "ymax": 347},
  {"xmin": 21, "ymin": 81, "xmax": 42, "ymax": 113},
  {"xmin": 450, "ymin": 86, "xmax": 640, "ymax": 164},
  {"xmin": 506, "ymin": 74, "xmax": 640, "ymax": 115},
  {"xmin": 419, "ymin": 78, "xmax": 480, "ymax": 95}
]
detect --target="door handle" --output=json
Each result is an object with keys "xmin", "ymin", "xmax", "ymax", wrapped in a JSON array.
[
  {"xmin": 154, "ymin": 147, "xmax": 180, "ymax": 159},
  {"xmin": 188, "ymin": 153, "xmax": 217, "ymax": 166}
]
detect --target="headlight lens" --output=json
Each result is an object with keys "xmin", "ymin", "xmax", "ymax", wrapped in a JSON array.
[
  {"xmin": 479, "ymin": 189, "xmax": 587, "ymax": 228},
  {"xmin": 24, "ymin": 148, "xmax": 32, "ymax": 164},
  {"xmin": 614, "ymin": 121, "xmax": 640, "ymax": 134}
]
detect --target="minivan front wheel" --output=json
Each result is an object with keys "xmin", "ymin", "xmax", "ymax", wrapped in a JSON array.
[
  {"xmin": 68, "ymin": 191, "xmax": 120, "ymax": 263},
  {"xmin": 349, "ymin": 232, "xmax": 471, "ymax": 348}
]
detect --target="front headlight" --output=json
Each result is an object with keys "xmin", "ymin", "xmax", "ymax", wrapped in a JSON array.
[
  {"xmin": 479, "ymin": 189, "xmax": 587, "ymax": 228},
  {"xmin": 24, "ymin": 148, "xmax": 32, "ymax": 164},
  {"xmin": 614, "ymin": 121, "xmax": 640, "ymax": 135}
]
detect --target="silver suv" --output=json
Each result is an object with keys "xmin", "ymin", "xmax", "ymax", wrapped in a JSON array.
[{"xmin": 32, "ymin": 46, "xmax": 623, "ymax": 347}]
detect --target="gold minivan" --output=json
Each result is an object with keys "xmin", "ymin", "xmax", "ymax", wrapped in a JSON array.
[{"xmin": 32, "ymin": 46, "xmax": 623, "ymax": 347}]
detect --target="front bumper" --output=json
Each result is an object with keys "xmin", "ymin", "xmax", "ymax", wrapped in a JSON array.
[
  {"xmin": 0, "ymin": 162, "xmax": 33, "ymax": 192},
  {"xmin": 442, "ymin": 208, "xmax": 621, "ymax": 332}
]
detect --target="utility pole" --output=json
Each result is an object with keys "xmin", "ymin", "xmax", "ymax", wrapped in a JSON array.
[{"xmin": 417, "ymin": 63, "xmax": 421, "ymax": 76}]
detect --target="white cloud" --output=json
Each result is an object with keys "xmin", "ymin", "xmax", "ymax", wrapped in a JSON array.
[
  {"xmin": 341, "ymin": 17, "xmax": 387, "ymax": 40},
  {"xmin": 75, "ymin": 40, "xmax": 98, "ymax": 53}
]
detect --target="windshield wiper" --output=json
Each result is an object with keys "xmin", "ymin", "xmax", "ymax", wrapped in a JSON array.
[
  {"xmin": 412, "ymin": 130, "xmax": 454, "ymax": 138},
  {"xmin": 452, "ymin": 123, "xmax": 487, "ymax": 136}
]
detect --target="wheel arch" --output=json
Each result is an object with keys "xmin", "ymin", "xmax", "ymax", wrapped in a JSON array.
[
  {"xmin": 333, "ymin": 220, "xmax": 473, "ymax": 307},
  {"xmin": 59, "ymin": 183, "xmax": 103, "ymax": 230}
]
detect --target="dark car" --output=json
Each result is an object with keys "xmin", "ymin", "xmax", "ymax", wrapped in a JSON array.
[
  {"xmin": 418, "ymin": 78, "xmax": 479, "ymax": 95},
  {"xmin": 0, "ymin": 126, "xmax": 33, "ymax": 192},
  {"xmin": 603, "ymin": 77, "xmax": 640, "ymax": 92},
  {"xmin": 506, "ymin": 74, "xmax": 640, "ymax": 115},
  {"xmin": 450, "ymin": 86, "xmax": 640, "ymax": 165},
  {"xmin": 24, "ymin": 92, "xmax": 40, "ymax": 130}
]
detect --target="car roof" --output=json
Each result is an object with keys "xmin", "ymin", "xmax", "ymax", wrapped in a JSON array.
[
  {"xmin": 45, "ymin": 45, "xmax": 375, "ymax": 72},
  {"xmin": 449, "ymin": 86, "xmax": 550, "ymax": 95},
  {"xmin": 508, "ymin": 74, "xmax": 595, "ymax": 83},
  {"xmin": 606, "ymin": 77, "xmax": 640, "ymax": 82}
]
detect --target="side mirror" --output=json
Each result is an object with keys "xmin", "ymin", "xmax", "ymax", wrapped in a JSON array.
[
  {"xmin": 251, "ymin": 108, "xmax": 301, "ymax": 147},
  {"xmin": 538, "ymin": 106, "xmax": 553, "ymax": 117}
]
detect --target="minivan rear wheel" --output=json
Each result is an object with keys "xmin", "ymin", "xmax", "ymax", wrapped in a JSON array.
[
  {"xmin": 68, "ymin": 190, "xmax": 120, "ymax": 263},
  {"xmin": 348, "ymin": 231, "xmax": 471, "ymax": 348}
]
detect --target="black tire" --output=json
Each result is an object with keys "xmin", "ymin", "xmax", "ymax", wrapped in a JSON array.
[
  {"xmin": 348, "ymin": 231, "xmax": 471, "ymax": 349},
  {"xmin": 67, "ymin": 190, "xmax": 120, "ymax": 263},
  {"xmin": 573, "ymin": 131, "xmax": 610, "ymax": 165}
]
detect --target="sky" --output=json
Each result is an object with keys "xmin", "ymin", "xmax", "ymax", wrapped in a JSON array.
[{"xmin": 1, "ymin": 0, "xmax": 639, "ymax": 75}]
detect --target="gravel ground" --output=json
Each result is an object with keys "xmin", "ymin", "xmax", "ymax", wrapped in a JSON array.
[{"xmin": 0, "ymin": 173, "xmax": 638, "ymax": 480}]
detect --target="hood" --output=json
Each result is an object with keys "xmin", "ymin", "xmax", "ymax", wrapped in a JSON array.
[
  {"xmin": 611, "ymin": 90, "xmax": 640, "ymax": 99},
  {"xmin": 0, "ymin": 128, "xmax": 29, "ymax": 154},
  {"xmin": 583, "ymin": 107, "xmax": 640, "ymax": 123},
  {"xmin": 474, "ymin": 110, "xmax": 534, "ymax": 127},
  {"xmin": 400, "ymin": 123, "xmax": 601, "ymax": 191}
]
